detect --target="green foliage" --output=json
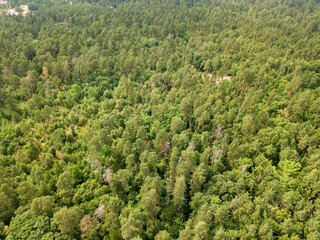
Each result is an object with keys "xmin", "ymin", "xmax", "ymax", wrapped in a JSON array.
[
  {"xmin": 0, "ymin": 0, "xmax": 320, "ymax": 239},
  {"xmin": 30, "ymin": 196, "xmax": 55, "ymax": 217},
  {"xmin": 53, "ymin": 207, "xmax": 83, "ymax": 237}
]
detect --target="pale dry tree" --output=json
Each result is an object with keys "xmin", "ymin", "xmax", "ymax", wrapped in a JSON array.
[
  {"xmin": 80, "ymin": 215, "xmax": 95, "ymax": 239},
  {"xmin": 103, "ymin": 168, "xmax": 113, "ymax": 185},
  {"xmin": 212, "ymin": 149, "xmax": 223, "ymax": 165},
  {"xmin": 94, "ymin": 205, "xmax": 106, "ymax": 220},
  {"xmin": 163, "ymin": 141, "xmax": 171, "ymax": 157},
  {"xmin": 188, "ymin": 141, "xmax": 195, "ymax": 151},
  {"xmin": 214, "ymin": 124, "xmax": 224, "ymax": 142}
]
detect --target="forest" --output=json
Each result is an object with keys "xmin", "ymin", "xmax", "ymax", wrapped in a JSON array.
[{"xmin": 0, "ymin": 0, "xmax": 320, "ymax": 239}]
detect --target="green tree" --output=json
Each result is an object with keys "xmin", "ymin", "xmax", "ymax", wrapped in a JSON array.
[
  {"xmin": 190, "ymin": 163, "xmax": 206, "ymax": 195},
  {"xmin": 56, "ymin": 171, "xmax": 74, "ymax": 205},
  {"xmin": 53, "ymin": 207, "xmax": 83, "ymax": 236},
  {"xmin": 17, "ymin": 180, "xmax": 37, "ymax": 204},
  {"xmin": 173, "ymin": 176, "xmax": 186, "ymax": 211},
  {"xmin": 155, "ymin": 230, "xmax": 173, "ymax": 240},
  {"xmin": 30, "ymin": 196, "xmax": 55, "ymax": 216},
  {"xmin": 120, "ymin": 207, "xmax": 145, "ymax": 240}
]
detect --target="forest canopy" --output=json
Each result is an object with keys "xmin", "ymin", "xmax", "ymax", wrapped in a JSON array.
[{"xmin": 0, "ymin": 0, "xmax": 320, "ymax": 239}]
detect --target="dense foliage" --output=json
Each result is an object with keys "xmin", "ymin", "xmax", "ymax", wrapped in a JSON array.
[{"xmin": 0, "ymin": 0, "xmax": 320, "ymax": 239}]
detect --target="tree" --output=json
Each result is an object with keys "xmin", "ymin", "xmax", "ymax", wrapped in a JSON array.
[
  {"xmin": 155, "ymin": 230, "xmax": 173, "ymax": 240},
  {"xmin": 141, "ymin": 188, "xmax": 160, "ymax": 221},
  {"xmin": 154, "ymin": 129, "xmax": 169, "ymax": 156},
  {"xmin": 169, "ymin": 147, "xmax": 180, "ymax": 180},
  {"xmin": 30, "ymin": 196, "xmax": 55, "ymax": 216},
  {"xmin": 173, "ymin": 176, "xmax": 186, "ymax": 211},
  {"xmin": 80, "ymin": 214, "xmax": 98, "ymax": 239},
  {"xmin": 5, "ymin": 211, "xmax": 53, "ymax": 240},
  {"xmin": 111, "ymin": 169, "xmax": 131, "ymax": 195},
  {"xmin": 190, "ymin": 164, "xmax": 206, "ymax": 195},
  {"xmin": 0, "ymin": 184, "xmax": 17, "ymax": 224},
  {"xmin": 56, "ymin": 171, "xmax": 74, "ymax": 205},
  {"xmin": 177, "ymin": 148, "xmax": 196, "ymax": 180},
  {"xmin": 126, "ymin": 154, "xmax": 136, "ymax": 182},
  {"xmin": 17, "ymin": 180, "xmax": 37, "ymax": 204},
  {"xmin": 194, "ymin": 221, "xmax": 209, "ymax": 239},
  {"xmin": 171, "ymin": 116, "xmax": 186, "ymax": 134},
  {"xmin": 53, "ymin": 207, "xmax": 83, "ymax": 236},
  {"xmin": 242, "ymin": 115, "xmax": 254, "ymax": 136},
  {"xmin": 70, "ymin": 165, "xmax": 84, "ymax": 185},
  {"xmin": 120, "ymin": 207, "xmax": 145, "ymax": 240},
  {"xmin": 180, "ymin": 96, "xmax": 193, "ymax": 131}
]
